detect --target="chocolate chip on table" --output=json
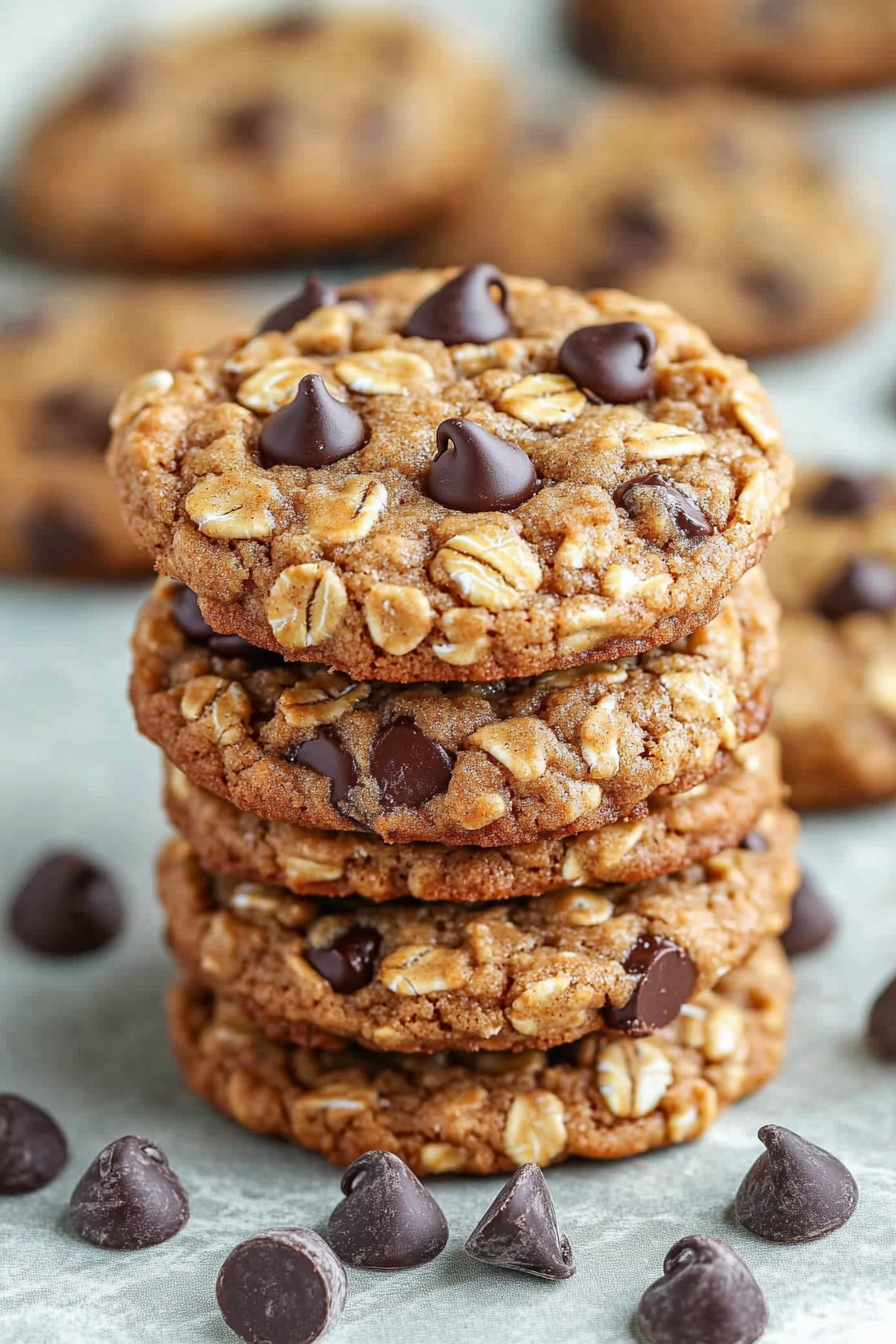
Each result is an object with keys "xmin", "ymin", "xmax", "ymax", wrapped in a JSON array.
[
  {"xmin": 614, "ymin": 473, "xmax": 714, "ymax": 540},
  {"xmin": 259, "ymin": 374, "xmax": 366, "ymax": 469},
  {"xmin": 404, "ymin": 264, "xmax": 513, "ymax": 345},
  {"xmin": 637, "ymin": 1236, "xmax": 768, "ymax": 1344},
  {"xmin": 740, "ymin": 265, "xmax": 805, "ymax": 319},
  {"xmin": 217, "ymin": 1227, "xmax": 347, "ymax": 1344},
  {"xmin": 558, "ymin": 321, "xmax": 656, "ymax": 404},
  {"xmin": 327, "ymin": 1150, "xmax": 448, "ymax": 1270},
  {"xmin": 258, "ymin": 274, "xmax": 340, "ymax": 334},
  {"xmin": 465, "ymin": 1164, "xmax": 576, "ymax": 1280},
  {"xmin": 218, "ymin": 99, "xmax": 290, "ymax": 155},
  {"xmin": 427, "ymin": 418, "xmax": 537, "ymax": 512},
  {"xmin": 781, "ymin": 874, "xmax": 837, "ymax": 957},
  {"xmin": 35, "ymin": 385, "xmax": 113, "ymax": 453},
  {"xmin": 867, "ymin": 973, "xmax": 896, "ymax": 1059},
  {"xmin": 735, "ymin": 1125, "xmax": 858, "ymax": 1243},
  {"xmin": 603, "ymin": 935, "xmax": 696, "ymax": 1035},
  {"xmin": 306, "ymin": 928, "xmax": 380, "ymax": 994},
  {"xmin": 69, "ymin": 1136, "xmax": 189, "ymax": 1250},
  {"xmin": 369, "ymin": 719, "xmax": 453, "ymax": 809},
  {"xmin": 0, "ymin": 1095, "xmax": 68, "ymax": 1195},
  {"xmin": 287, "ymin": 728, "xmax": 359, "ymax": 806},
  {"xmin": 22, "ymin": 504, "xmax": 100, "ymax": 574},
  {"xmin": 808, "ymin": 472, "xmax": 883, "ymax": 517},
  {"xmin": 8, "ymin": 852, "xmax": 123, "ymax": 957},
  {"xmin": 817, "ymin": 557, "xmax": 896, "ymax": 620}
]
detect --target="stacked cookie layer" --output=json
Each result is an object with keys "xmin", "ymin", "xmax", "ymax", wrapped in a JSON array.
[{"xmin": 110, "ymin": 267, "xmax": 798, "ymax": 1174}]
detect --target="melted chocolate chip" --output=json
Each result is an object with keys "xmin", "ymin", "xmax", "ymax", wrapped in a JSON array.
[
  {"xmin": 559, "ymin": 321, "xmax": 656, "ymax": 404},
  {"xmin": 736, "ymin": 1125, "xmax": 858, "ymax": 1243},
  {"xmin": 258, "ymin": 275, "xmax": 339, "ymax": 334},
  {"xmin": 218, "ymin": 99, "xmax": 290, "ymax": 155},
  {"xmin": 614, "ymin": 473, "xmax": 714, "ymax": 540},
  {"xmin": 259, "ymin": 375, "xmax": 366, "ymax": 468},
  {"xmin": 756, "ymin": 0, "xmax": 805, "ymax": 28},
  {"xmin": 217, "ymin": 1228, "xmax": 347, "ymax": 1344},
  {"xmin": 739, "ymin": 831, "xmax": 768, "ymax": 853},
  {"xmin": 170, "ymin": 585, "xmax": 214, "ymax": 641},
  {"xmin": 427, "ymin": 418, "xmax": 536, "ymax": 512},
  {"xmin": 327, "ymin": 1150, "xmax": 448, "ymax": 1270},
  {"xmin": 0, "ymin": 1095, "xmax": 68, "ymax": 1194},
  {"xmin": 369, "ymin": 719, "xmax": 453, "ymax": 809},
  {"xmin": 603, "ymin": 935, "xmax": 696, "ymax": 1036},
  {"xmin": 207, "ymin": 633, "xmax": 284, "ymax": 665},
  {"xmin": 8, "ymin": 852, "xmax": 123, "ymax": 957},
  {"xmin": 35, "ymin": 385, "xmax": 112, "ymax": 453},
  {"xmin": 404, "ymin": 264, "xmax": 512, "ymax": 345},
  {"xmin": 817, "ymin": 557, "xmax": 896, "ymax": 620},
  {"xmin": 867, "ymin": 973, "xmax": 896, "ymax": 1059},
  {"xmin": 306, "ymin": 927, "xmax": 380, "ymax": 994},
  {"xmin": 22, "ymin": 505, "xmax": 99, "ymax": 574},
  {"xmin": 465, "ymin": 1164, "xmax": 576, "ymax": 1280},
  {"xmin": 741, "ymin": 265, "xmax": 805, "ymax": 319},
  {"xmin": 809, "ymin": 473, "xmax": 883, "ymax": 517},
  {"xmin": 69, "ymin": 1136, "xmax": 189, "ymax": 1250},
  {"xmin": 637, "ymin": 1236, "xmax": 768, "ymax": 1344},
  {"xmin": 590, "ymin": 195, "xmax": 668, "ymax": 285},
  {"xmin": 781, "ymin": 874, "xmax": 837, "ymax": 957},
  {"xmin": 287, "ymin": 728, "xmax": 359, "ymax": 806}
]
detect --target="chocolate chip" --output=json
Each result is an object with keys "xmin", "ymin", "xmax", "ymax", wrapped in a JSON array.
[
  {"xmin": 258, "ymin": 275, "xmax": 339, "ymax": 334},
  {"xmin": 306, "ymin": 927, "xmax": 380, "ymax": 994},
  {"xmin": 614, "ymin": 473, "xmax": 714, "ymax": 541},
  {"xmin": 370, "ymin": 719, "xmax": 453, "ymax": 810},
  {"xmin": 0, "ymin": 1095, "xmax": 68, "ymax": 1194},
  {"xmin": 8, "ymin": 852, "xmax": 123, "ymax": 957},
  {"xmin": 259, "ymin": 374, "xmax": 366, "ymax": 469},
  {"xmin": 76, "ymin": 56, "xmax": 143, "ymax": 113},
  {"xmin": 427, "ymin": 418, "xmax": 536, "ymax": 513},
  {"xmin": 781, "ymin": 874, "xmax": 837, "ymax": 957},
  {"xmin": 35, "ymin": 385, "xmax": 112, "ymax": 453},
  {"xmin": 0, "ymin": 311, "xmax": 46, "ymax": 339},
  {"xmin": 589, "ymin": 195, "xmax": 668, "ymax": 285},
  {"xmin": 817, "ymin": 557, "xmax": 896, "ymax": 620},
  {"xmin": 465, "ymin": 1164, "xmax": 576, "ymax": 1280},
  {"xmin": 287, "ymin": 727, "xmax": 359, "ymax": 806},
  {"xmin": 868, "ymin": 973, "xmax": 896, "ymax": 1059},
  {"xmin": 69, "ymin": 1136, "xmax": 189, "ymax": 1250},
  {"xmin": 217, "ymin": 1228, "xmax": 347, "ymax": 1344},
  {"xmin": 170, "ymin": 584, "xmax": 214, "ymax": 641},
  {"xmin": 740, "ymin": 266, "xmax": 805, "ymax": 319},
  {"xmin": 207, "ymin": 633, "xmax": 285, "ymax": 666},
  {"xmin": 22, "ymin": 505, "xmax": 99, "ymax": 573},
  {"xmin": 637, "ymin": 1236, "xmax": 768, "ymax": 1344},
  {"xmin": 326, "ymin": 1150, "xmax": 448, "ymax": 1270},
  {"xmin": 736, "ymin": 1125, "xmax": 858, "ymax": 1243},
  {"xmin": 262, "ymin": 10, "xmax": 322, "ymax": 40},
  {"xmin": 218, "ymin": 99, "xmax": 290, "ymax": 155},
  {"xmin": 809, "ymin": 473, "xmax": 883, "ymax": 517},
  {"xmin": 603, "ymin": 935, "xmax": 696, "ymax": 1036},
  {"xmin": 739, "ymin": 831, "xmax": 768, "ymax": 852},
  {"xmin": 405, "ymin": 264, "xmax": 513, "ymax": 345},
  {"xmin": 559, "ymin": 321, "xmax": 656, "ymax": 404}
]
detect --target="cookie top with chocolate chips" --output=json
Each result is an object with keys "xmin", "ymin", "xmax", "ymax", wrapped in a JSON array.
[
  {"xmin": 109, "ymin": 267, "xmax": 791, "ymax": 682},
  {"xmin": 12, "ymin": 14, "xmax": 505, "ymax": 268}
]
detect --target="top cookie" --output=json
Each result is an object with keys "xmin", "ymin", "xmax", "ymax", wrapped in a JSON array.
[
  {"xmin": 11, "ymin": 13, "xmax": 505, "ymax": 269},
  {"xmin": 108, "ymin": 267, "xmax": 792, "ymax": 684}
]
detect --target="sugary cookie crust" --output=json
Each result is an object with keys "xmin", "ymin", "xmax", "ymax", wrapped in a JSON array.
[
  {"xmin": 159, "ymin": 806, "xmax": 799, "ymax": 1056},
  {"xmin": 108, "ymin": 269, "xmax": 792, "ymax": 683},
  {"xmin": 133, "ymin": 566, "xmax": 778, "ymax": 847},
  {"xmin": 168, "ymin": 937, "xmax": 792, "ymax": 1175}
]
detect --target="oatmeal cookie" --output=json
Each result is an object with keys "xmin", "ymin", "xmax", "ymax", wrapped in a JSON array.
[
  {"xmin": 168, "ymin": 937, "xmax": 792, "ymax": 1174},
  {"xmin": 159, "ymin": 806, "xmax": 799, "ymax": 1055}
]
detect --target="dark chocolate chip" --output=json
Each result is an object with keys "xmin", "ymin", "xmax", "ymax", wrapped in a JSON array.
[
  {"xmin": 427, "ymin": 418, "xmax": 536, "ymax": 512},
  {"xmin": 603, "ymin": 935, "xmax": 696, "ymax": 1036},
  {"xmin": 218, "ymin": 98, "xmax": 290, "ymax": 155},
  {"xmin": 69, "ymin": 1136, "xmax": 189, "ymax": 1250},
  {"xmin": 207, "ymin": 633, "xmax": 285, "ymax": 666},
  {"xmin": 35, "ymin": 385, "xmax": 112, "ymax": 453},
  {"xmin": 22, "ymin": 505, "xmax": 99, "ymax": 573},
  {"xmin": 637, "ymin": 1236, "xmax": 768, "ymax": 1344},
  {"xmin": 589, "ymin": 195, "xmax": 668, "ymax": 285},
  {"xmin": 614, "ymin": 473, "xmax": 714, "ymax": 540},
  {"xmin": 258, "ymin": 275, "xmax": 340, "ymax": 334},
  {"xmin": 259, "ymin": 374, "xmax": 366, "ymax": 469},
  {"xmin": 306, "ymin": 927, "xmax": 380, "ymax": 994},
  {"xmin": 369, "ymin": 719, "xmax": 453, "ymax": 810},
  {"xmin": 404, "ymin": 264, "xmax": 512, "ymax": 345},
  {"xmin": 170, "ymin": 584, "xmax": 214, "ymax": 641},
  {"xmin": 559, "ymin": 321, "xmax": 656, "ymax": 404},
  {"xmin": 327, "ymin": 1150, "xmax": 448, "ymax": 1270},
  {"xmin": 0, "ymin": 1095, "xmax": 68, "ymax": 1195},
  {"xmin": 781, "ymin": 874, "xmax": 837, "ymax": 958},
  {"xmin": 808, "ymin": 472, "xmax": 883, "ymax": 517},
  {"xmin": 76, "ymin": 56, "xmax": 143, "ymax": 113},
  {"xmin": 465, "ymin": 1164, "xmax": 576, "ymax": 1280},
  {"xmin": 739, "ymin": 831, "xmax": 768, "ymax": 853},
  {"xmin": 8, "ymin": 852, "xmax": 123, "ymax": 957},
  {"xmin": 262, "ymin": 10, "xmax": 322, "ymax": 40},
  {"xmin": 287, "ymin": 727, "xmax": 359, "ymax": 806},
  {"xmin": 740, "ymin": 266, "xmax": 805, "ymax": 319},
  {"xmin": 736, "ymin": 1124, "xmax": 858, "ymax": 1243},
  {"xmin": 817, "ymin": 557, "xmax": 896, "ymax": 621},
  {"xmin": 217, "ymin": 1228, "xmax": 347, "ymax": 1344},
  {"xmin": 868, "ymin": 973, "xmax": 896, "ymax": 1059}
]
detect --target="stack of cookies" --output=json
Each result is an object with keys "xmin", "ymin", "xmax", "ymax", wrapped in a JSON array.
[{"xmin": 108, "ymin": 266, "xmax": 798, "ymax": 1176}]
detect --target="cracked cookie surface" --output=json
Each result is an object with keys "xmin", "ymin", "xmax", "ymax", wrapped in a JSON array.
[
  {"xmin": 159, "ymin": 806, "xmax": 798, "ymax": 1056},
  {"xmin": 168, "ymin": 937, "xmax": 792, "ymax": 1174},
  {"xmin": 108, "ymin": 268, "xmax": 792, "ymax": 682}
]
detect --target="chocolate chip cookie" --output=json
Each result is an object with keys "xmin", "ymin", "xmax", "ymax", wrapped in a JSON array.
[
  {"xmin": 765, "ymin": 468, "xmax": 896, "ymax": 809},
  {"xmin": 133, "ymin": 567, "xmax": 778, "ymax": 847},
  {"xmin": 419, "ymin": 94, "xmax": 880, "ymax": 359},
  {"xmin": 565, "ymin": 0, "xmax": 896, "ymax": 96},
  {"xmin": 168, "ymin": 936, "xmax": 792, "ymax": 1174},
  {"xmin": 109, "ymin": 267, "xmax": 792, "ymax": 681},
  {"xmin": 0, "ymin": 285, "xmax": 245, "ymax": 577},
  {"xmin": 159, "ymin": 806, "xmax": 798, "ymax": 1055},
  {"xmin": 11, "ymin": 14, "xmax": 505, "ymax": 268}
]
